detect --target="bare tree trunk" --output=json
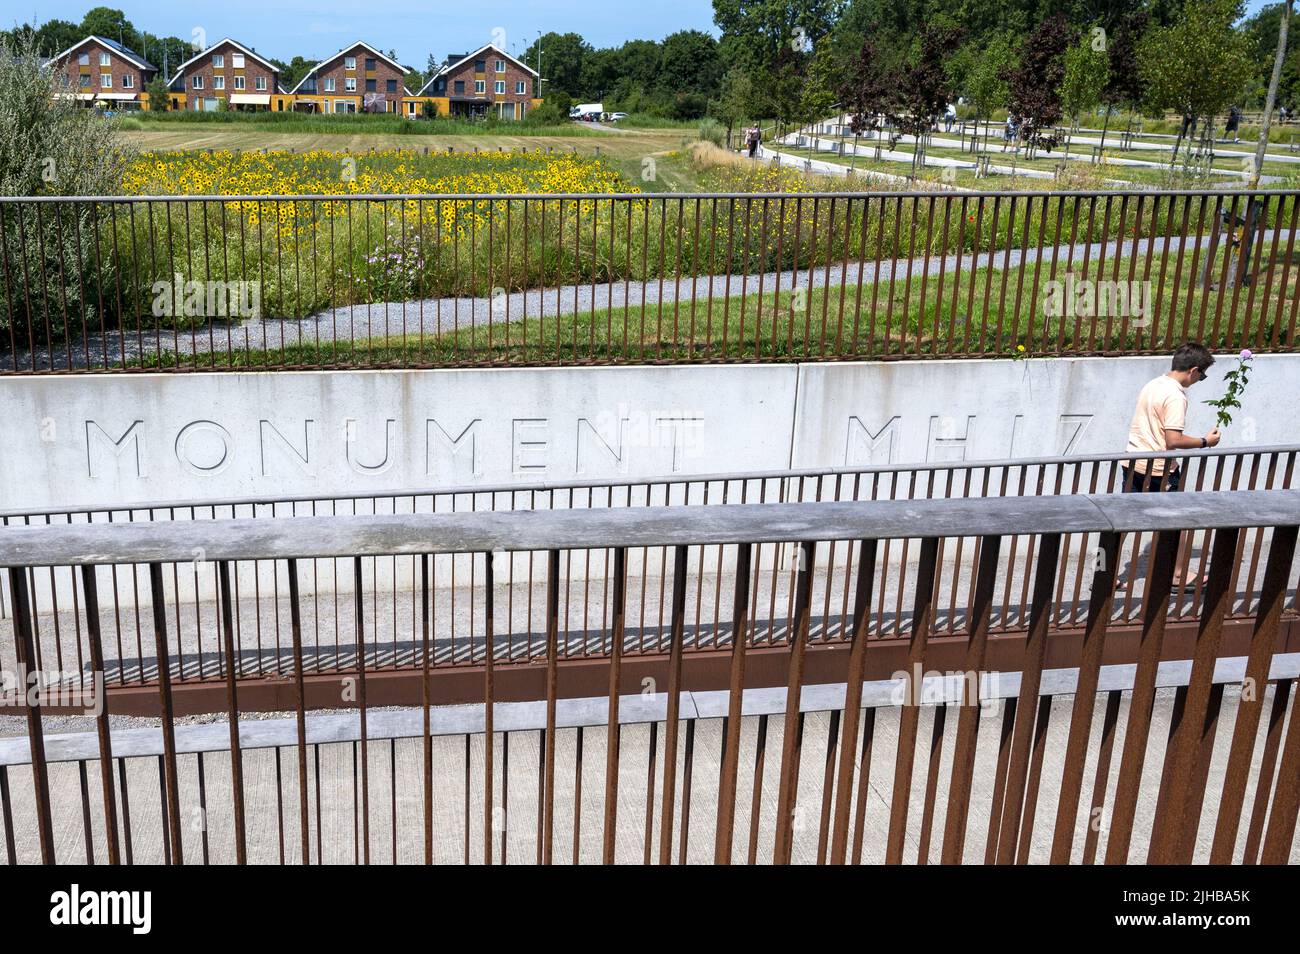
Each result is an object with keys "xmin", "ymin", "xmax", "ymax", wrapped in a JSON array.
[{"xmin": 1251, "ymin": 0, "xmax": 1290, "ymax": 190}]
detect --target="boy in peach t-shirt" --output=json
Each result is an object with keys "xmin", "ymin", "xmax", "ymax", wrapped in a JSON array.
[{"xmin": 1123, "ymin": 342, "xmax": 1221, "ymax": 492}]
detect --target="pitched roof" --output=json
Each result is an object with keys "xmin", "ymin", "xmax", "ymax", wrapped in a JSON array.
[
  {"xmin": 44, "ymin": 35, "xmax": 156, "ymax": 72},
  {"xmin": 416, "ymin": 44, "xmax": 537, "ymax": 95},
  {"xmin": 290, "ymin": 41, "xmax": 410, "ymax": 94},
  {"xmin": 165, "ymin": 37, "xmax": 281, "ymax": 87}
]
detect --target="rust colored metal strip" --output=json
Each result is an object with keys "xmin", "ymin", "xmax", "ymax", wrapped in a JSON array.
[
  {"xmin": 8, "ymin": 568, "xmax": 54, "ymax": 863},
  {"xmin": 1105, "ymin": 529, "xmax": 1179, "ymax": 864},
  {"xmin": 940, "ymin": 534, "xmax": 1002, "ymax": 864},
  {"xmin": 1242, "ymin": 678, "xmax": 1292, "ymax": 863},
  {"xmin": 885, "ymin": 536, "xmax": 940, "ymax": 864},
  {"xmin": 148, "ymin": 562, "xmax": 184, "ymax": 864},
  {"xmin": 994, "ymin": 533, "xmax": 1062, "ymax": 864},
  {"xmin": 1049, "ymin": 531, "xmax": 1120, "ymax": 863},
  {"xmin": 831, "ymin": 539, "xmax": 878, "ymax": 864},
  {"xmin": 217, "ymin": 561, "xmax": 248, "ymax": 864},
  {"xmin": 658, "ymin": 545, "xmax": 689, "ymax": 864},
  {"xmin": 543, "ymin": 549, "xmax": 560, "ymax": 864},
  {"xmin": 602, "ymin": 547, "xmax": 628, "ymax": 865},
  {"xmin": 1210, "ymin": 525, "xmax": 1297, "ymax": 862},
  {"xmin": 773, "ymin": 540, "xmax": 817, "ymax": 864},
  {"xmin": 286, "ymin": 559, "xmax": 311, "ymax": 865},
  {"xmin": 1260, "ymin": 677, "xmax": 1300, "ymax": 863},
  {"xmin": 1081, "ymin": 690, "xmax": 1122, "ymax": 865},
  {"xmin": 715, "ymin": 542, "xmax": 753, "ymax": 864},
  {"xmin": 79, "ymin": 566, "xmax": 120, "ymax": 864}
]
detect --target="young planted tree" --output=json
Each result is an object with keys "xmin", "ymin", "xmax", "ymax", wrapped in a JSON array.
[
  {"xmin": 1097, "ymin": 12, "xmax": 1150, "ymax": 151},
  {"xmin": 891, "ymin": 23, "xmax": 964, "ymax": 175},
  {"xmin": 1005, "ymin": 14, "xmax": 1072, "ymax": 159},
  {"xmin": 144, "ymin": 74, "xmax": 170, "ymax": 112},
  {"xmin": 837, "ymin": 38, "xmax": 897, "ymax": 156},
  {"xmin": 963, "ymin": 32, "xmax": 1017, "ymax": 151},
  {"xmin": 710, "ymin": 67, "xmax": 758, "ymax": 145},
  {"xmin": 1139, "ymin": 0, "xmax": 1254, "ymax": 168},
  {"xmin": 1059, "ymin": 31, "xmax": 1108, "ymax": 156}
]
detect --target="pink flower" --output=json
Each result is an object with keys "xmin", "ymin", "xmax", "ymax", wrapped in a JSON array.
[{"xmin": 1240, "ymin": 349, "xmax": 1253, "ymax": 360}]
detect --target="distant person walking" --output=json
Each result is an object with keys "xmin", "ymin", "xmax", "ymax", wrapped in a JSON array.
[
  {"xmin": 943, "ymin": 103, "xmax": 957, "ymax": 133},
  {"xmin": 746, "ymin": 125, "xmax": 760, "ymax": 159},
  {"xmin": 1225, "ymin": 105, "xmax": 1241, "ymax": 143}
]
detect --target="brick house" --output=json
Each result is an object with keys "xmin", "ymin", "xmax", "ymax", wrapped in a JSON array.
[
  {"xmin": 43, "ymin": 35, "xmax": 157, "ymax": 109},
  {"xmin": 290, "ymin": 42, "xmax": 411, "ymax": 114},
  {"xmin": 417, "ymin": 44, "xmax": 539, "ymax": 120},
  {"xmin": 165, "ymin": 38, "xmax": 290, "ymax": 112}
]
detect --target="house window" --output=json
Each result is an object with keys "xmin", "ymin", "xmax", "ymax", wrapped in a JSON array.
[
  {"xmin": 255, "ymin": 76, "xmax": 267, "ymax": 90},
  {"xmin": 475, "ymin": 80, "xmax": 485, "ymax": 94},
  {"xmin": 474, "ymin": 59, "xmax": 486, "ymax": 72},
  {"xmin": 365, "ymin": 58, "xmax": 376, "ymax": 70},
  {"xmin": 122, "ymin": 75, "xmax": 134, "ymax": 89},
  {"xmin": 99, "ymin": 73, "xmax": 111, "ymax": 88},
  {"xmin": 78, "ymin": 53, "xmax": 90, "ymax": 66},
  {"xmin": 100, "ymin": 52, "xmax": 111, "ymax": 66},
  {"xmin": 78, "ymin": 74, "xmax": 91, "ymax": 88},
  {"xmin": 234, "ymin": 75, "xmax": 245, "ymax": 90},
  {"xmin": 344, "ymin": 56, "xmax": 356, "ymax": 70},
  {"xmin": 192, "ymin": 75, "xmax": 204, "ymax": 89},
  {"xmin": 386, "ymin": 79, "xmax": 397, "ymax": 93},
  {"xmin": 232, "ymin": 53, "xmax": 244, "ymax": 68},
  {"xmin": 345, "ymin": 77, "xmax": 356, "ymax": 91},
  {"xmin": 494, "ymin": 80, "xmax": 505, "ymax": 94},
  {"xmin": 324, "ymin": 77, "xmax": 335, "ymax": 92},
  {"xmin": 516, "ymin": 81, "xmax": 526, "ymax": 95},
  {"xmin": 213, "ymin": 54, "xmax": 224, "ymax": 68},
  {"xmin": 495, "ymin": 59, "xmax": 505, "ymax": 73},
  {"xmin": 213, "ymin": 75, "xmax": 225, "ymax": 90},
  {"xmin": 454, "ymin": 80, "xmax": 464, "ymax": 94},
  {"xmin": 365, "ymin": 78, "xmax": 376, "ymax": 92}
]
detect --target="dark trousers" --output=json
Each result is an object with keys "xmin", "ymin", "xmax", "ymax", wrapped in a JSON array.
[{"xmin": 1121, "ymin": 465, "xmax": 1181, "ymax": 493}]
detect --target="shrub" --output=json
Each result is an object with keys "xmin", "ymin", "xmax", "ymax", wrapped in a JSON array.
[
  {"xmin": 0, "ymin": 32, "xmax": 136, "ymax": 348},
  {"xmin": 697, "ymin": 116, "xmax": 726, "ymax": 146}
]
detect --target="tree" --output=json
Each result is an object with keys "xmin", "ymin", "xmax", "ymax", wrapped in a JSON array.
[
  {"xmin": 1060, "ymin": 31, "xmax": 1108, "ymax": 155},
  {"xmin": 1097, "ymin": 11, "xmax": 1150, "ymax": 150},
  {"xmin": 1140, "ymin": 0, "xmax": 1255, "ymax": 163},
  {"xmin": 710, "ymin": 67, "xmax": 759, "ymax": 142},
  {"xmin": 713, "ymin": 0, "xmax": 841, "ymax": 77},
  {"xmin": 521, "ymin": 32, "xmax": 591, "ymax": 96},
  {"xmin": 1006, "ymin": 14, "xmax": 1072, "ymax": 157},
  {"xmin": 0, "ymin": 32, "xmax": 137, "ymax": 345},
  {"xmin": 79, "ymin": 7, "xmax": 140, "ymax": 50},
  {"xmin": 799, "ymin": 38, "xmax": 840, "ymax": 129},
  {"xmin": 837, "ymin": 38, "xmax": 897, "ymax": 139},
  {"xmin": 963, "ymin": 32, "xmax": 1018, "ymax": 148},
  {"xmin": 660, "ymin": 30, "xmax": 724, "ymax": 96},
  {"xmin": 891, "ymin": 23, "xmax": 964, "ymax": 173},
  {"xmin": 144, "ymin": 74, "xmax": 170, "ymax": 111}
]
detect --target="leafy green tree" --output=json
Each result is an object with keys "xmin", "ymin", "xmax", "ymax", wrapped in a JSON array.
[
  {"xmin": 1060, "ymin": 30, "xmax": 1108, "ymax": 153},
  {"xmin": 79, "ymin": 7, "xmax": 139, "ymax": 50},
  {"xmin": 144, "ymin": 74, "xmax": 170, "ymax": 111},
  {"xmin": 660, "ymin": 30, "xmax": 724, "ymax": 96},
  {"xmin": 710, "ymin": 67, "xmax": 759, "ymax": 142},
  {"xmin": 521, "ymin": 32, "xmax": 591, "ymax": 96},
  {"xmin": 1139, "ymin": 0, "xmax": 1255, "ymax": 161},
  {"xmin": 963, "ymin": 31, "xmax": 1018, "ymax": 147}
]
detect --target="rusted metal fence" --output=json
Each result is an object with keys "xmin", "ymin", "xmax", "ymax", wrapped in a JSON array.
[
  {"xmin": 0, "ymin": 487, "xmax": 1297, "ymax": 864},
  {"xmin": 2, "ymin": 187, "xmax": 1298, "ymax": 372},
  {"xmin": 1, "ymin": 445, "xmax": 1295, "ymax": 703}
]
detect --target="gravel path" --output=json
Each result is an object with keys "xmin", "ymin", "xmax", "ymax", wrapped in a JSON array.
[{"xmin": 6, "ymin": 227, "xmax": 1289, "ymax": 370}]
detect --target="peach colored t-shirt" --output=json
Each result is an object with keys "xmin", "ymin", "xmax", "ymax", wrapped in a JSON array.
[{"xmin": 1126, "ymin": 374, "xmax": 1187, "ymax": 475}]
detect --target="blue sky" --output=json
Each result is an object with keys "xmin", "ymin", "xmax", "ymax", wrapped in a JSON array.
[
  {"xmin": 6, "ymin": 1, "xmax": 720, "ymax": 67},
  {"xmin": 5, "ymin": 1, "xmax": 1285, "ymax": 69}
]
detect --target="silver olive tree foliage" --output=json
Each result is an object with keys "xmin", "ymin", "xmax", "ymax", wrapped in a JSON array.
[{"xmin": 0, "ymin": 32, "xmax": 137, "ymax": 344}]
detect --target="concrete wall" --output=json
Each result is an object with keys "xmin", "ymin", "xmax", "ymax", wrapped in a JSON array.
[{"xmin": 0, "ymin": 353, "xmax": 1292, "ymax": 514}]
